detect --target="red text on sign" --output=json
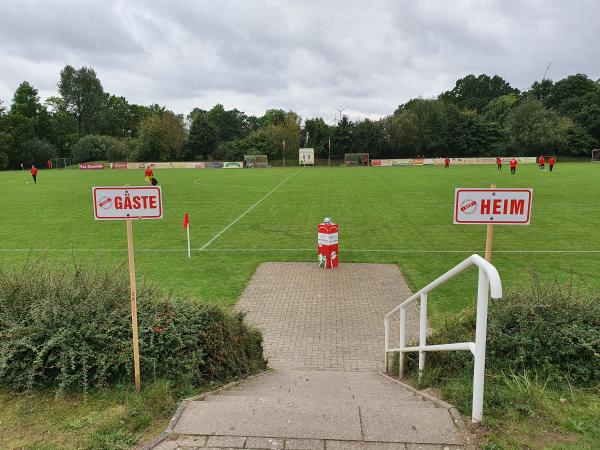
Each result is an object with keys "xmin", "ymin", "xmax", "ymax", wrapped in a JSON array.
[
  {"xmin": 480, "ymin": 199, "xmax": 525, "ymax": 215},
  {"xmin": 114, "ymin": 195, "xmax": 157, "ymax": 210}
]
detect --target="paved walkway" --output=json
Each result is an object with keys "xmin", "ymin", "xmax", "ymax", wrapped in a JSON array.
[
  {"xmin": 149, "ymin": 263, "xmax": 468, "ymax": 450},
  {"xmin": 236, "ymin": 263, "xmax": 417, "ymax": 372}
]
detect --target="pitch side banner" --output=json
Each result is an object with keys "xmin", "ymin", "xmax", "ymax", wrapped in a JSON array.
[
  {"xmin": 93, "ymin": 186, "xmax": 163, "ymax": 220},
  {"xmin": 454, "ymin": 188, "xmax": 533, "ymax": 225}
]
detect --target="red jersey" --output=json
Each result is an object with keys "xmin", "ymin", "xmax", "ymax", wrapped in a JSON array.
[
  {"xmin": 509, "ymin": 159, "xmax": 517, "ymax": 168},
  {"xmin": 548, "ymin": 157, "xmax": 555, "ymax": 165},
  {"xmin": 145, "ymin": 168, "xmax": 153, "ymax": 177},
  {"xmin": 496, "ymin": 157, "xmax": 502, "ymax": 164},
  {"xmin": 444, "ymin": 158, "xmax": 450, "ymax": 165},
  {"xmin": 539, "ymin": 156, "xmax": 545, "ymax": 165},
  {"xmin": 31, "ymin": 167, "xmax": 38, "ymax": 176}
]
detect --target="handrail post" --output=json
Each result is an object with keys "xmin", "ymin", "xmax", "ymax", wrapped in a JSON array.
[
  {"xmin": 399, "ymin": 306, "xmax": 406, "ymax": 378},
  {"xmin": 384, "ymin": 316, "xmax": 389, "ymax": 371},
  {"xmin": 418, "ymin": 292, "xmax": 427, "ymax": 380},
  {"xmin": 472, "ymin": 268, "xmax": 490, "ymax": 422}
]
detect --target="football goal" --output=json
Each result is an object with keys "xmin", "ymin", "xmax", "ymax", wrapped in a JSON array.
[
  {"xmin": 592, "ymin": 149, "xmax": 600, "ymax": 162},
  {"xmin": 243, "ymin": 154, "xmax": 269, "ymax": 168},
  {"xmin": 344, "ymin": 153, "xmax": 370, "ymax": 166},
  {"xmin": 51, "ymin": 158, "xmax": 72, "ymax": 169}
]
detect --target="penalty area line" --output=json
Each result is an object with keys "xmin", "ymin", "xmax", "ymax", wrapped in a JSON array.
[{"xmin": 199, "ymin": 169, "xmax": 303, "ymax": 250}]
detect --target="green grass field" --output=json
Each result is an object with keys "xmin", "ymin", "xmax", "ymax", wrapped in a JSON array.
[{"xmin": 1, "ymin": 162, "xmax": 598, "ymax": 321}]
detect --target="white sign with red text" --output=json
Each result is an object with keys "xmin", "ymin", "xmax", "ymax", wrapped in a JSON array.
[
  {"xmin": 93, "ymin": 186, "xmax": 163, "ymax": 220},
  {"xmin": 454, "ymin": 188, "xmax": 533, "ymax": 225}
]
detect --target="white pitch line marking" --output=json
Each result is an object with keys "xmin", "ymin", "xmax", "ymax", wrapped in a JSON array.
[
  {"xmin": 1, "ymin": 248, "xmax": 599, "ymax": 254},
  {"xmin": 200, "ymin": 170, "xmax": 303, "ymax": 250}
]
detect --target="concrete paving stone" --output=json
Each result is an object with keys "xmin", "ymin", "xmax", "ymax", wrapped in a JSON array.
[
  {"xmin": 245, "ymin": 437, "xmax": 285, "ymax": 449},
  {"xmin": 175, "ymin": 402, "xmax": 362, "ymax": 441},
  {"xmin": 405, "ymin": 445, "xmax": 442, "ymax": 450},
  {"xmin": 206, "ymin": 436, "xmax": 247, "ymax": 448},
  {"xmin": 323, "ymin": 441, "xmax": 366, "ymax": 450},
  {"xmin": 361, "ymin": 408, "xmax": 462, "ymax": 445},
  {"xmin": 176, "ymin": 436, "xmax": 208, "ymax": 447},
  {"xmin": 284, "ymin": 438, "xmax": 324, "ymax": 450},
  {"xmin": 153, "ymin": 440, "xmax": 179, "ymax": 450},
  {"xmin": 363, "ymin": 443, "xmax": 408, "ymax": 450},
  {"xmin": 325, "ymin": 441, "xmax": 407, "ymax": 450}
]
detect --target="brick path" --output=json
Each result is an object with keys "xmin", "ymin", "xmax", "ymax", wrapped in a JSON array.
[
  {"xmin": 148, "ymin": 264, "xmax": 468, "ymax": 450},
  {"xmin": 236, "ymin": 262, "xmax": 419, "ymax": 372}
]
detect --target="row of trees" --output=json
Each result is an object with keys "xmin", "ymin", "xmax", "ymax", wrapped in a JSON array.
[{"xmin": 0, "ymin": 68, "xmax": 598, "ymax": 169}]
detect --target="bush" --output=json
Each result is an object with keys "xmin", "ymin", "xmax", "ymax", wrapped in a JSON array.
[
  {"xmin": 0, "ymin": 259, "xmax": 266, "ymax": 393},
  {"xmin": 401, "ymin": 274, "xmax": 600, "ymax": 387},
  {"xmin": 72, "ymin": 135, "xmax": 131, "ymax": 163}
]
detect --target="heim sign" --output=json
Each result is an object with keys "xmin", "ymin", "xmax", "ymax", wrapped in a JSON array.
[
  {"xmin": 454, "ymin": 188, "xmax": 533, "ymax": 225},
  {"xmin": 93, "ymin": 186, "xmax": 163, "ymax": 220}
]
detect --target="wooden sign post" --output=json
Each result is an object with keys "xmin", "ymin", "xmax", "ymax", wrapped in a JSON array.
[
  {"xmin": 484, "ymin": 184, "xmax": 495, "ymax": 261},
  {"xmin": 126, "ymin": 219, "xmax": 141, "ymax": 391},
  {"xmin": 93, "ymin": 186, "xmax": 164, "ymax": 392},
  {"xmin": 454, "ymin": 186, "xmax": 533, "ymax": 261}
]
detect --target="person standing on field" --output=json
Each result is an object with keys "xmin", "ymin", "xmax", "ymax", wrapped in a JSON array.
[
  {"xmin": 444, "ymin": 157, "xmax": 450, "ymax": 168},
  {"xmin": 548, "ymin": 156, "xmax": 556, "ymax": 172},
  {"xmin": 538, "ymin": 155, "xmax": 545, "ymax": 171},
  {"xmin": 496, "ymin": 156, "xmax": 502, "ymax": 170},
  {"xmin": 145, "ymin": 165, "xmax": 153, "ymax": 184},
  {"xmin": 509, "ymin": 158, "xmax": 517, "ymax": 175},
  {"xmin": 30, "ymin": 165, "xmax": 38, "ymax": 183}
]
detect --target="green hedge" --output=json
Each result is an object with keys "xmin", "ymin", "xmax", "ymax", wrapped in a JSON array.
[
  {"xmin": 0, "ymin": 260, "xmax": 266, "ymax": 393},
  {"xmin": 398, "ymin": 274, "xmax": 600, "ymax": 387}
]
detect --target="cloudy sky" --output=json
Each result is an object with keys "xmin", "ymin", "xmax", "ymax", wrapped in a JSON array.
[{"xmin": 1, "ymin": 0, "xmax": 598, "ymax": 122}]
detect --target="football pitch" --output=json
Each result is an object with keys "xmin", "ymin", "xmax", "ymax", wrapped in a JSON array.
[{"xmin": 1, "ymin": 163, "xmax": 598, "ymax": 321}]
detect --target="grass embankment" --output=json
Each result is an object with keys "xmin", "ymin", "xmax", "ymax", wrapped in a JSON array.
[
  {"xmin": 0, "ymin": 261, "xmax": 266, "ymax": 449},
  {"xmin": 389, "ymin": 276, "xmax": 600, "ymax": 449}
]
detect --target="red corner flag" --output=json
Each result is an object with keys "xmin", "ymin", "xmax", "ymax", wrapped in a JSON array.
[{"xmin": 183, "ymin": 213, "xmax": 190, "ymax": 258}]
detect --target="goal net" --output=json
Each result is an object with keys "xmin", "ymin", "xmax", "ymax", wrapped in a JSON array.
[
  {"xmin": 51, "ymin": 158, "xmax": 72, "ymax": 169},
  {"xmin": 344, "ymin": 153, "xmax": 370, "ymax": 166},
  {"xmin": 592, "ymin": 149, "xmax": 600, "ymax": 162},
  {"xmin": 243, "ymin": 154, "xmax": 268, "ymax": 168}
]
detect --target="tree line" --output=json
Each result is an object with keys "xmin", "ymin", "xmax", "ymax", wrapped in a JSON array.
[{"xmin": 0, "ymin": 67, "xmax": 598, "ymax": 169}]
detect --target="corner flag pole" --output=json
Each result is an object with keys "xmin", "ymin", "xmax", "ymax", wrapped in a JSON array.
[
  {"xmin": 485, "ymin": 184, "xmax": 495, "ymax": 262},
  {"xmin": 184, "ymin": 212, "xmax": 191, "ymax": 258}
]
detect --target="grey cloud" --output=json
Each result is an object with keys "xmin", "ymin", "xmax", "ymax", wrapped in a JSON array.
[{"xmin": 1, "ymin": 0, "xmax": 599, "ymax": 121}]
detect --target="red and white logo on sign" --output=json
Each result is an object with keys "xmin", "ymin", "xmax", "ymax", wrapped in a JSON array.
[
  {"xmin": 454, "ymin": 188, "xmax": 533, "ymax": 225},
  {"xmin": 92, "ymin": 186, "xmax": 163, "ymax": 220}
]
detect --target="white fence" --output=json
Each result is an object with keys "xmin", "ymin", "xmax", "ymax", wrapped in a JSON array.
[{"xmin": 384, "ymin": 254, "xmax": 502, "ymax": 422}]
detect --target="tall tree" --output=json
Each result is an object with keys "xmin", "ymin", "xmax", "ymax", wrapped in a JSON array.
[
  {"xmin": 58, "ymin": 65, "xmax": 104, "ymax": 135},
  {"xmin": 187, "ymin": 113, "xmax": 218, "ymax": 159},
  {"xmin": 439, "ymin": 74, "xmax": 519, "ymax": 112},
  {"xmin": 136, "ymin": 112, "xmax": 185, "ymax": 161},
  {"xmin": 206, "ymin": 104, "xmax": 249, "ymax": 142},
  {"xmin": 303, "ymin": 117, "xmax": 332, "ymax": 158}
]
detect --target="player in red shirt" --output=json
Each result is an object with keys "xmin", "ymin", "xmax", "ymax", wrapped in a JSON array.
[
  {"xmin": 496, "ymin": 157, "xmax": 502, "ymax": 170},
  {"xmin": 509, "ymin": 158, "xmax": 517, "ymax": 175},
  {"xmin": 548, "ymin": 156, "xmax": 556, "ymax": 172},
  {"xmin": 444, "ymin": 157, "xmax": 450, "ymax": 168},
  {"xmin": 538, "ymin": 155, "xmax": 545, "ymax": 171},
  {"xmin": 144, "ymin": 166, "xmax": 153, "ymax": 184},
  {"xmin": 30, "ymin": 165, "xmax": 38, "ymax": 183}
]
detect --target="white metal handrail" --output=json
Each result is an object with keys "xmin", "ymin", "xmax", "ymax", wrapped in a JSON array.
[{"xmin": 384, "ymin": 254, "xmax": 502, "ymax": 423}]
